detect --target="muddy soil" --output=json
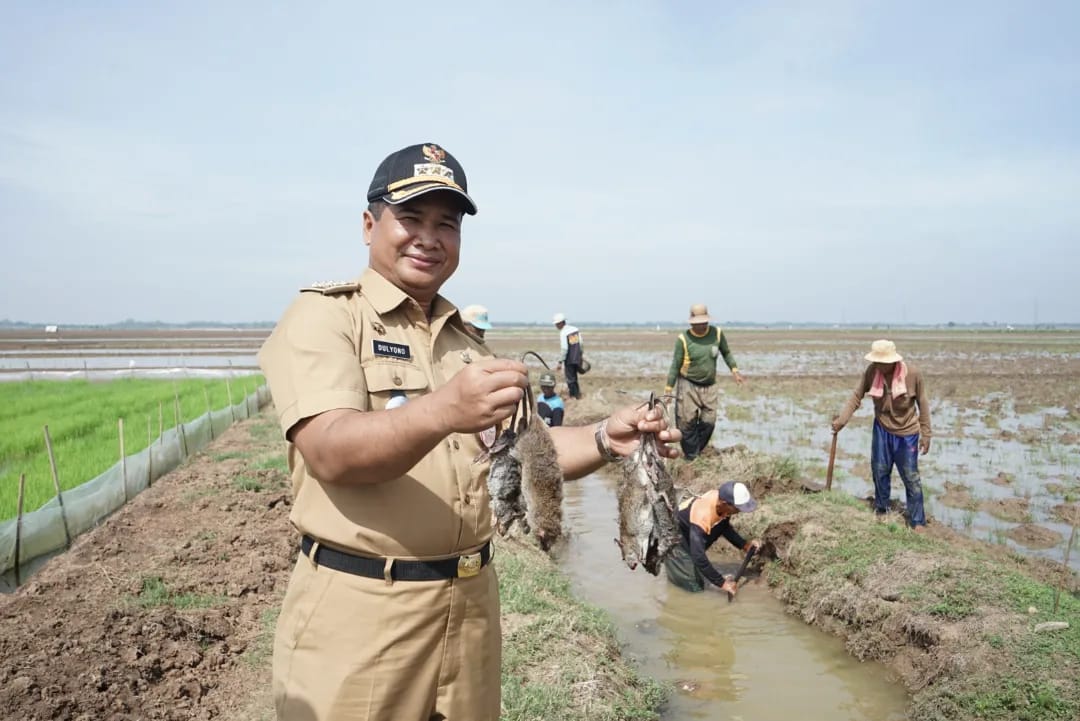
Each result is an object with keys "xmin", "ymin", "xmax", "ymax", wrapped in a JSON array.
[
  {"xmin": 0, "ymin": 417, "xmax": 292, "ymax": 721},
  {"xmin": 1005, "ymin": 523, "xmax": 1063, "ymax": 550},
  {"xmin": 937, "ymin": 481, "xmax": 979, "ymax": 511},
  {"xmin": 980, "ymin": 496, "xmax": 1032, "ymax": 523}
]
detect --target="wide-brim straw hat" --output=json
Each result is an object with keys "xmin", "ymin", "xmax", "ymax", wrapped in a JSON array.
[
  {"xmin": 689, "ymin": 303, "xmax": 710, "ymax": 323},
  {"xmin": 865, "ymin": 339, "xmax": 903, "ymax": 363}
]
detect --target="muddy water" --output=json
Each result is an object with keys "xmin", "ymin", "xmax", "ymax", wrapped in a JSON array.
[{"xmin": 560, "ymin": 474, "xmax": 909, "ymax": 720}]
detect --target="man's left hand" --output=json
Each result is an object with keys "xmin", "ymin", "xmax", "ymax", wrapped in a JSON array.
[
  {"xmin": 604, "ymin": 403, "xmax": 682, "ymax": 459},
  {"xmin": 919, "ymin": 437, "xmax": 931, "ymax": 455},
  {"xmin": 732, "ymin": 370, "xmax": 746, "ymax": 386}
]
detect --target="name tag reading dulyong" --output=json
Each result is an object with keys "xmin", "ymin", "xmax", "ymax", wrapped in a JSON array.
[{"xmin": 373, "ymin": 340, "xmax": 411, "ymax": 360}]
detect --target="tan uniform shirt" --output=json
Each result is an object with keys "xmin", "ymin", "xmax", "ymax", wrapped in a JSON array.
[
  {"xmin": 837, "ymin": 362, "xmax": 932, "ymax": 438},
  {"xmin": 258, "ymin": 267, "xmax": 493, "ymax": 560}
]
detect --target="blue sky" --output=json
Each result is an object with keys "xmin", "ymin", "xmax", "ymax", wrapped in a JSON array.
[{"xmin": 2, "ymin": 1, "xmax": 1078, "ymax": 325}]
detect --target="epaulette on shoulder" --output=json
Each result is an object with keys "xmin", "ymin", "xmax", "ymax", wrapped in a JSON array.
[{"xmin": 300, "ymin": 280, "xmax": 360, "ymax": 296}]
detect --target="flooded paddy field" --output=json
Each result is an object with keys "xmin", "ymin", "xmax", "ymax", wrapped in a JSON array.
[
  {"xmin": 490, "ymin": 327, "xmax": 1080, "ymax": 570},
  {"xmin": 0, "ymin": 328, "xmax": 267, "ymax": 379}
]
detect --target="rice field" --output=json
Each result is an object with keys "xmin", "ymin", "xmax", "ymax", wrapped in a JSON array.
[{"xmin": 0, "ymin": 376, "xmax": 265, "ymax": 519}]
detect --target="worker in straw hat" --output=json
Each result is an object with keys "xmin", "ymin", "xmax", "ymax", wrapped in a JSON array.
[
  {"xmin": 831, "ymin": 339, "xmax": 933, "ymax": 532},
  {"xmin": 460, "ymin": 304, "xmax": 493, "ymax": 341},
  {"xmin": 665, "ymin": 303, "xmax": 745, "ymax": 459}
]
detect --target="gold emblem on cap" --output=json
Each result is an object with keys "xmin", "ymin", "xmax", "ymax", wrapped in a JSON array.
[{"xmin": 422, "ymin": 144, "xmax": 446, "ymax": 164}]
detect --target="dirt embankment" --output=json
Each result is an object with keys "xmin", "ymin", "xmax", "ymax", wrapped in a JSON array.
[{"xmin": 0, "ymin": 419, "xmax": 293, "ymax": 721}]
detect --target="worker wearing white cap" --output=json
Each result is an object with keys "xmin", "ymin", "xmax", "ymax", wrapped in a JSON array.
[
  {"xmin": 664, "ymin": 481, "xmax": 761, "ymax": 595},
  {"xmin": 552, "ymin": 313, "xmax": 585, "ymax": 399}
]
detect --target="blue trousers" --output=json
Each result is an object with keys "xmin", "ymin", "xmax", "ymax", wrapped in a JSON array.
[{"xmin": 871, "ymin": 420, "xmax": 926, "ymax": 527}]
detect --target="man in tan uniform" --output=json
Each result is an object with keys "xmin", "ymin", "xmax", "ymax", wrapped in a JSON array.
[{"xmin": 258, "ymin": 142, "xmax": 681, "ymax": 721}]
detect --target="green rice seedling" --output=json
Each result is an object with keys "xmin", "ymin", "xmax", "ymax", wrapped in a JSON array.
[{"xmin": 0, "ymin": 376, "xmax": 264, "ymax": 519}]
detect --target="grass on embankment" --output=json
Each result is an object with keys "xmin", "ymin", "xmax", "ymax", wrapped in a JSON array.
[
  {"xmin": 0, "ymin": 376, "xmax": 264, "ymax": 519},
  {"xmin": 496, "ymin": 536, "xmax": 667, "ymax": 721},
  {"xmin": 674, "ymin": 448, "xmax": 1080, "ymax": 721}
]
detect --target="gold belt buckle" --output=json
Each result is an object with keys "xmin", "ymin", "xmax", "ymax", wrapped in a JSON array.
[{"xmin": 457, "ymin": 552, "xmax": 482, "ymax": 578}]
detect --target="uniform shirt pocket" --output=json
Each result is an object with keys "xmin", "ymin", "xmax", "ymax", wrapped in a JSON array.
[{"xmin": 361, "ymin": 362, "xmax": 430, "ymax": 411}]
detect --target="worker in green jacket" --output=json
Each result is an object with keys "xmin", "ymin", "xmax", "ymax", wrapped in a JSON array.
[{"xmin": 665, "ymin": 304, "xmax": 745, "ymax": 459}]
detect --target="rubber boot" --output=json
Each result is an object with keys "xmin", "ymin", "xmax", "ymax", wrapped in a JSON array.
[
  {"xmin": 695, "ymin": 422, "xmax": 715, "ymax": 456},
  {"xmin": 568, "ymin": 381, "xmax": 581, "ymax": 399},
  {"xmin": 680, "ymin": 420, "xmax": 700, "ymax": 460}
]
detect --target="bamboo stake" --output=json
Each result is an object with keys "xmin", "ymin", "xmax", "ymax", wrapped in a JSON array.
[
  {"xmin": 203, "ymin": 386, "xmax": 214, "ymax": 440},
  {"xmin": 1054, "ymin": 523, "xmax": 1077, "ymax": 615},
  {"xmin": 174, "ymin": 393, "xmax": 189, "ymax": 458},
  {"xmin": 826, "ymin": 430, "xmax": 839, "ymax": 491},
  {"xmin": 15, "ymin": 474, "xmax": 26, "ymax": 586},
  {"xmin": 226, "ymin": 375, "xmax": 235, "ymax": 422},
  {"xmin": 158, "ymin": 401, "xmax": 164, "ymax": 445},
  {"xmin": 26, "ymin": 360, "xmax": 32, "ymax": 382},
  {"xmin": 119, "ymin": 418, "xmax": 128, "ymax": 502},
  {"xmin": 147, "ymin": 414, "xmax": 154, "ymax": 487},
  {"xmin": 83, "ymin": 359, "xmax": 90, "ymax": 381},
  {"xmin": 42, "ymin": 425, "xmax": 72, "ymax": 548}
]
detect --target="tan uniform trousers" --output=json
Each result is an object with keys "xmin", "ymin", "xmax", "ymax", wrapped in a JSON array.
[
  {"xmin": 675, "ymin": 377, "xmax": 719, "ymax": 431},
  {"xmin": 273, "ymin": 553, "xmax": 501, "ymax": 721}
]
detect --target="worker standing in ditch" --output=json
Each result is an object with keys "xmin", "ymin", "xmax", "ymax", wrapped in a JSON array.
[
  {"xmin": 664, "ymin": 481, "xmax": 762, "ymax": 594},
  {"xmin": 831, "ymin": 339, "xmax": 932, "ymax": 532},
  {"xmin": 258, "ymin": 142, "xmax": 682, "ymax": 721},
  {"xmin": 664, "ymin": 303, "xmax": 745, "ymax": 460}
]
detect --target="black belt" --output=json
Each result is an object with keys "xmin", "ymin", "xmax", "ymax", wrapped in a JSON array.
[{"xmin": 300, "ymin": 535, "xmax": 492, "ymax": 581}]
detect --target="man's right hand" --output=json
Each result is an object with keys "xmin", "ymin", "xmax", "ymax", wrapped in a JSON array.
[
  {"xmin": 435, "ymin": 358, "xmax": 528, "ymax": 433},
  {"xmin": 830, "ymin": 417, "xmax": 844, "ymax": 433},
  {"xmin": 720, "ymin": 577, "xmax": 738, "ymax": 597}
]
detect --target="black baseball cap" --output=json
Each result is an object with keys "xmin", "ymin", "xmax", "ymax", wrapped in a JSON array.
[{"xmin": 366, "ymin": 143, "xmax": 477, "ymax": 215}]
